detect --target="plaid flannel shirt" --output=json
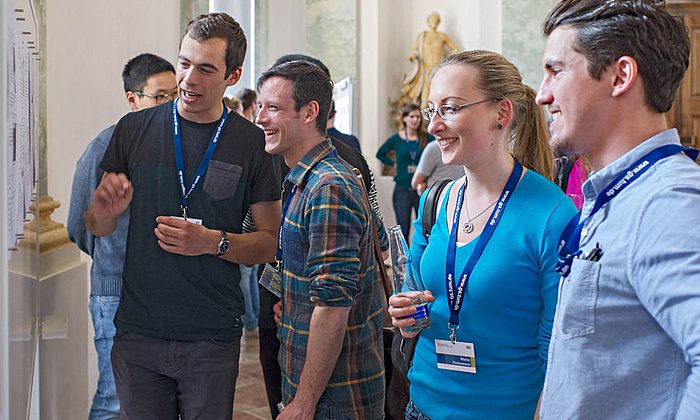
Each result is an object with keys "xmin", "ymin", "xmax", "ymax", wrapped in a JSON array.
[{"xmin": 278, "ymin": 139, "xmax": 385, "ymax": 418}]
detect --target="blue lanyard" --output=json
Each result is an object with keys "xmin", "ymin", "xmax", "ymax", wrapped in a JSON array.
[
  {"xmin": 555, "ymin": 145, "xmax": 699, "ymax": 277},
  {"xmin": 275, "ymin": 183, "xmax": 298, "ymax": 266},
  {"xmin": 445, "ymin": 161, "xmax": 522, "ymax": 341},
  {"xmin": 405, "ymin": 130, "xmax": 419, "ymax": 163},
  {"xmin": 172, "ymin": 98, "xmax": 229, "ymax": 218}
]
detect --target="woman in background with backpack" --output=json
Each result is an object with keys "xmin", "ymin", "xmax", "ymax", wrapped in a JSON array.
[{"xmin": 388, "ymin": 50, "xmax": 577, "ymax": 420}]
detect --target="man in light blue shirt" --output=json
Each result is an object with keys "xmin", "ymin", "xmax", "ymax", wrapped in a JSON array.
[{"xmin": 536, "ymin": 1, "xmax": 700, "ymax": 418}]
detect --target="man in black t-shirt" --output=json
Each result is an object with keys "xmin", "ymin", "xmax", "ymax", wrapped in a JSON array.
[{"xmin": 87, "ymin": 13, "xmax": 281, "ymax": 419}]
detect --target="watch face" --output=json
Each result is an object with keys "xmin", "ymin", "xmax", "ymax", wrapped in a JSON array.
[{"xmin": 217, "ymin": 232, "xmax": 230, "ymax": 256}]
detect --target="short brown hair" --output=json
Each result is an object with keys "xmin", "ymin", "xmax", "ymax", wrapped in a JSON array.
[
  {"xmin": 182, "ymin": 13, "xmax": 247, "ymax": 79},
  {"xmin": 543, "ymin": 0, "xmax": 689, "ymax": 113},
  {"xmin": 257, "ymin": 60, "xmax": 333, "ymax": 135}
]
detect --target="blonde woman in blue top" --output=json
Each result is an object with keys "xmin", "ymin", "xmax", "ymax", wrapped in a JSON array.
[
  {"xmin": 376, "ymin": 103, "xmax": 433, "ymax": 242},
  {"xmin": 388, "ymin": 50, "xmax": 577, "ymax": 419}
]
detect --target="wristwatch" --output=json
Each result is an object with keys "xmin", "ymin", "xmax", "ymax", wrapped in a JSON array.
[{"xmin": 215, "ymin": 230, "xmax": 230, "ymax": 257}]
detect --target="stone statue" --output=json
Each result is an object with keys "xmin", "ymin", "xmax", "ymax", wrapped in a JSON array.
[{"xmin": 401, "ymin": 12, "xmax": 459, "ymax": 110}]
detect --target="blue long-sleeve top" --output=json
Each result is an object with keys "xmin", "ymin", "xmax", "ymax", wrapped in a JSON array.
[
  {"xmin": 67, "ymin": 125, "xmax": 128, "ymax": 296},
  {"xmin": 408, "ymin": 170, "xmax": 577, "ymax": 419}
]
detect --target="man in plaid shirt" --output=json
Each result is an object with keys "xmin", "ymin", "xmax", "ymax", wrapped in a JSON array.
[{"xmin": 256, "ymin": 60, "xmax": 385, "ymax": 419}]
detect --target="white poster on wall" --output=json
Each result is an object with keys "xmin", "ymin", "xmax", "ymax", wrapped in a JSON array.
[{"xmin": 333, "ymin": 77, "xmax": 356, "ymax": 136}]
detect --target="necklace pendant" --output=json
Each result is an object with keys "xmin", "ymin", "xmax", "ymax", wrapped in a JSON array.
[{"xmin": 462, "ymin": 221, "xmax": 474, "ymax": 234}]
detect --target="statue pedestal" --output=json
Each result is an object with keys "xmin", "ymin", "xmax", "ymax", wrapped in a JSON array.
[{"xmin": 7, "ymin": 196, "xmax": 89, "ymax": 419}]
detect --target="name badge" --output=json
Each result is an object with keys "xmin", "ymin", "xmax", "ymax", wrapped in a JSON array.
[
  {"xmin": 435, "ymin": 339, "xmax": 476, "ymax": 374},
  {"xmin": 259, "ymin": 263, "xmax": 283, "ymax": 298},
  {"xmin": 407, "ymin": 164, "xmax": 417, "ymax": 174},
  {"xmin": 171, "ymin": 216, "xmax": 203, "ymax": 225}
]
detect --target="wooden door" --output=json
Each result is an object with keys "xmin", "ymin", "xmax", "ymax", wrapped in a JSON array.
[{"xmin": 669, "ymin": 1, "xmax": 700, "ymax": 150}]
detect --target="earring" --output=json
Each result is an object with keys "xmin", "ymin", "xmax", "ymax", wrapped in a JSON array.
[{"xmin": 497, "ymin": 123, "xmax": 503, "ymax": 130}]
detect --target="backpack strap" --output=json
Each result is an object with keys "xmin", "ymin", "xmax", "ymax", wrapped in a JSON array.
[
  {"xmin": 422, "ymin": 178, "xmax": 451, "ymax": 241},
  {"xmin": 351, "ymin": 168, "xmax": 393, "ymax": 300}
]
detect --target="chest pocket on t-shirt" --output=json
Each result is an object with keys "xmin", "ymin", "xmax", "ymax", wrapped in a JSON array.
[
  {"xmin": 203, "ymin": 160, "xmax": 243, "ymax": 200},
  {"xmin": 556, "ymin": 258, "xmax": 600, "ymax": 339}
]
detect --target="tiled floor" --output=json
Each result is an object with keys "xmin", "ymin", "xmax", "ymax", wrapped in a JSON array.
[{"xmin": 233, "ymin": 331, "xmax": 272, "ymax": 419}]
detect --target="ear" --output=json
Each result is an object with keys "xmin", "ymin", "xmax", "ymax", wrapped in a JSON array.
[
  {"xmin": 125, "ymin": 91, "xmax": 138, "ymax": 112},
  {"xmin": 302, "ymin": 101, "xmax": 320, "ymax": 125},
  {"xmin": 225, "ymin": 67, "xmax": 243, "ymax": 87},
  {"xmin": 496, "ymin": 98, "xmax": 514, "ymax": 129},
  {"xmin": 610, "ymin": 56, "xmax": 637, "ymax": 98}
]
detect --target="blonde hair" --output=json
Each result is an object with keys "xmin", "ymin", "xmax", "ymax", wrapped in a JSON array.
[{"xmin": 439, "ymin": 50, "xmax": 554, "ymax": 180}]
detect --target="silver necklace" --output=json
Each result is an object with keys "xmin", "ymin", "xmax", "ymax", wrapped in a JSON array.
[{"xmin": 462, "ymin": 194, "xmax": 498, "ymax": 234}]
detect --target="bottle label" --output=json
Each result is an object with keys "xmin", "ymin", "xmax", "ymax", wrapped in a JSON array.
[{"xmin": 412, "ymin": 302, "xmax": 430, "ymax": 320}]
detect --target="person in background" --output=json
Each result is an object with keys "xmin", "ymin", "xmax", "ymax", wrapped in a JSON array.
[
  {"xmin": 234, "ymin": 87, "xmax": 258, "ymax": 122},
  {"xmin": 230, "ymin": 87, "xmax": 262, "ymax": 336},
  {"xmin": 223, "ymin": 95, "xmax": 242, "ymax": 114},
  {"xmin": 258, "ymin": 59, "xmax": 384, "ymax": 420},
  {"xmin": 411, "ymin": 138, "xmax": 465, "ymax": 195},
  {"xmin": 389, "ymin": 50, "xmax": 577, "ymax": 419},
  {"xmin": 327, "ymin": 100, "xmax": 362, "ymax": 152},
  {"xmin": 536, "ymin": 1, "xmax": 700, "ymax": 418},
  {"xmin": 87, "ymin": 13, "xmax": 281, "ymax": 418},
  {"xmin": 376, "ymin": 103, "xmax": 433, "ymax": 242},
  {"xmin": 67, "ymin": 53, "xmax": 177, "ymax": 420},
  {"xmin": 552, "ymin": 153, "xmax": 588, "ymax": 210}
]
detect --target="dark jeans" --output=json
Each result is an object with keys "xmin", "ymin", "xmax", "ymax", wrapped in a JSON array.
[
  {"xmin": 111, "ymin": 331, "xmax": 241, "ymax": 420},
  {"xmin": 392, "ymin": 186, "xmax": 420, "ymax": 242},
  {"xmin": 259, "ymin": 326, "xmax": 282, "ymax": 418},
  {"xmin": 405, "ymin": 400, "xmax": 431, "ymax": 420}
]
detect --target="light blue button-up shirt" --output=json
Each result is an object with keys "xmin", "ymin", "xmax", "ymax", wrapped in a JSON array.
[{"xmin": 541, "ymin": 129, "xmax": 700, "ymax": 419}]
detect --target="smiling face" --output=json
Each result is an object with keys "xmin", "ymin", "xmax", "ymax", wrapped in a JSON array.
[
  {"xmin": 255, "ymin": 76, "xmax": 308, "ymax": 162},
  {"xmin": 176, "ymin": 34, "xmax": 241, "ymax": 123},
  {"xmin": 427, "ymin": 64, "xmax": 501, "ymax": 168},
  {"xmin": 536, "ymin": 26, "xmax": 613, "ymax": 159}
]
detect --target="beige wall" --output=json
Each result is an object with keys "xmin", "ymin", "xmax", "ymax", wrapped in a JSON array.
[
  {"xmin": 46, "ymin": 0, "xmax": 181, "ymax": 226},
  {"xmin": 358, "ymin": 0, "xmax": 501, "ymax": 168},
  {"xmin": 44, "ymin": 0, "xmax": 181, "ymax": 404},
  {"xmin": 359, "ymin": 0, "xmax": 501, "ymax": 227}
]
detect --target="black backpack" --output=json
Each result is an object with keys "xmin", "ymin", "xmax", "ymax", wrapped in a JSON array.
[
  {"xmin": 390, "ymin": 178, "xmax": 452, "ymax": 380},
  {"xmin": 422, "ymin": 178, "xmax": 452, "ymax": 240}
]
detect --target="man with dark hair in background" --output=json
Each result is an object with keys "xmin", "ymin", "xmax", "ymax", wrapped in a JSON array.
[
  {"xmin": 257, "ymin": 60, "xmax": 385, "ymax": 419},
  {"xmin": 327, "ymin": 100, "xmax": 362, "ymax": 152},
  {"xmin": 86, "ymin": 13, "xmax": 281, "ymax": 418},
  {"xmin": 536, "ymin": 1, "xmax": 700, "ymax": 418},
  {"xmin": 68, "ymin": 52, "xmax": 176, "ymax": 420}
]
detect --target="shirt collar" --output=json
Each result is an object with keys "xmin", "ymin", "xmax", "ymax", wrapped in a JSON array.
[
  {"xmin": 284, "ymin": 138, "xmax": 336, "ymax": 188},
  {"xmin": 582, "ymin": 128, "xmax": 681, "ymax": 213}
]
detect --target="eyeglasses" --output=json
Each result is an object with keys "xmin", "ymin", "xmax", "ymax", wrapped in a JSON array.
[
  {"xmin": 421, "ymin": 98, "xmax": 495, "ymax": 121},
  {"xmin": 135, "ymin": 90, "xmax": 179, "ymax": 104}
]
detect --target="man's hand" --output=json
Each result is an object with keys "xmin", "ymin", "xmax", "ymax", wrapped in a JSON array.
[
  {"xmin": 276, "ymin": 398, "xmax": 314, "ymax": 420},
  {"xmin": 416, "ymin": 181, "xmax": 428, "ymax": 196},
  {"xmin": 92, "ymin": 172, "xmax": 132, "ymax": 220},
  {"xmin": 388, "ymin": 290, "xmax": 435, "ymax": 338},
  {"xmin": 87, "ymin": 172, "xmax": 133, "ymax": 236},
  {"xmin": 154, "ymin": 216, "xmax": 220, "ymax": 256},
  {"xmin": 273, "ymin": 300, "xmax": 282, "ymax": 325}
]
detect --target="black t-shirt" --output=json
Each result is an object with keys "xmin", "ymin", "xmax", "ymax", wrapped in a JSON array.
[{"xmin": 101, "ymin": 102, "xmax": 281, "ymax": 341}]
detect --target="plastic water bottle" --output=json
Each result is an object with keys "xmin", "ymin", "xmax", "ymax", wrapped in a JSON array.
[{"xmin": 388, "ymin": 225, "xmax": 431, "ymax": 334}]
